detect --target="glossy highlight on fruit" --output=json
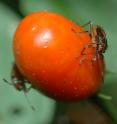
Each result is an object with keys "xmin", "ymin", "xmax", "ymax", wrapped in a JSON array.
[{"xmin": 13, "ymin": 12, "xmax": 104, "ymax": 101}]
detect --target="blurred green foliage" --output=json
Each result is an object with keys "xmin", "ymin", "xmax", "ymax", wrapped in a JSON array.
[
  {"xmin": 0, "ymin": 0, "xmax": 117, "ymax": 123},
  {"xmin": 0, "ymin": 2, "xmax": 55, "ymax": 124}
]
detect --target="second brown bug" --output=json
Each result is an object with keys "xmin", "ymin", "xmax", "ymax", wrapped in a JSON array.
[
  {"xmin": 3, "ymin": 64, "xmax": 35, "ymax": 111},
  {"xmin": 3, "ymin": 64, "xmax": 32, "ymax": 92}
]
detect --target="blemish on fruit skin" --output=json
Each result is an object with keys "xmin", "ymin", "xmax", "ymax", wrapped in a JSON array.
[
  {"xmin": 15, "ymin": 43, "xmax": 21, "ymax": 55},
  {"xmin": 61, "ymin": 89, "xmax": 65, "ymax": 93},
  {"xmin": 74, "ymin": 87, "xmax": 78, "ymax": 90},
  {"xmin": 71, "ymin": 28, "xmax": 77, "ymax": 33},
  {"xmin": 31, "ymin": 25, "xmax": 39, "ymax": 31},
  {"xmin": 54, "ymin": 93, "xmax": 57, "ymax": 97},
  {"xmin": 42, "ymin": 70, "xmax": 46, "ymax": 73},
  {"xmin": 43, "ymin": 45, "xmax": 48, "ymax": 48},
  {"xmin": 32, "ymin": 72, "xmax": 36, "ymax": 77},
  {"xmin": 32, "ymin": 26, "xmax": 36, "ymax": 31},
  {"xmin": 16, "ymin": 49, "xmax": 20, "ymax": 55}
]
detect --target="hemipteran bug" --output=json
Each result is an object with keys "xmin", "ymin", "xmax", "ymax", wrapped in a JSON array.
[
  {"xmin": 81, "ymin": 21, "xmax": 108, "ymax": 62},
  {"xmin": 3, "ymin": 64, "xmax": 35, "ymax": 111}
]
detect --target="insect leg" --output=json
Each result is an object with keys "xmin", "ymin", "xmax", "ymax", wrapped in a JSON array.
[
  {"xmin": 25, "ymin": 85, "xmax": 33, "ymax": 93},
  {"xmin": 80, "ymin": 43, "xmax": 97, "ymax": 64},
  {"xmin": 72, "ymin": 21, "xmax": 93, "ymax": 34},
  {"xmin": 23, "ymin": 91, "xmax": 35, "ymax": 111},
  {"xmin": 3, "ymin": 78, "xmax": 13, "ymax": 86},
  {"xmin": 82, "ymin": 21, "xmax": 95, "ymax": 39},
  {"xmin": 81, "ymin": 21, "xmax": 92, "ymax": 27},
  {"xmin": 79, "ymin": 56, "xmax": 96, "ymax": 65},
  {"xmin": 81, "ymin": 43, "xmax": 96, "ymax": 55}
]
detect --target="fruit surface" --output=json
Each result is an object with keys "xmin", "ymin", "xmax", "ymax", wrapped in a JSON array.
[{"xmin": 13, "ymin": 12, "xmax": 104, "ymax": 101}]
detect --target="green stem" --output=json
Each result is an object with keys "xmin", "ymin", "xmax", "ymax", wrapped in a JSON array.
[
  {"xmin": 92, "ymin": 93, "xmax": 117, "ymax": 124},
  {"xmin": 97, "ymin": 92, "xmax": 112, "ymax": 100}
]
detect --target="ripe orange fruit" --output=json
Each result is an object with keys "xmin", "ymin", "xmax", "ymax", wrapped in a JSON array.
[{"xmin": 13, "ymin": 12, "xmax": 104, "ymax": 101}]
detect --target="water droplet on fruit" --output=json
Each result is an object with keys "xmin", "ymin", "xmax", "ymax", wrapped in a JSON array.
[
  {"xmin": 62, "ymin": 89, "xmax": 65, "ymax": 93},
  {"xmin": 42, "ymin": 70, "xmax": 46, "ymax": 73},
  {"xmin": 32, "ymin": 26, "xmax": 36, "ymax": 31},
  {"xmin": 74, "ymin": 87, "xmax": 78, "ymax": 90},
  {"xmin": 43, "ymin": 45, "xmax": 48, "ymax": 48},
  {"xmin": 31, "ymin": 25, "xmax": 38, "ymax": 31}
]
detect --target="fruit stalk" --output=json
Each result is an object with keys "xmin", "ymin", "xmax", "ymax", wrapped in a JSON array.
[{"xmin": 92, "ymin": 93, "xmax": 117, "ymax": 124}]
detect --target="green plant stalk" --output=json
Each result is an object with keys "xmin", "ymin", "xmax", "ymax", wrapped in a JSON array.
[{"xmin": 92, "ymin": 94, "xmax": 117, "ymax": 124}]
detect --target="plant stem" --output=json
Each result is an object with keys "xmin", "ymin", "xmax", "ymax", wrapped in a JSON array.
[{"xmin": 92, "ymin": 93, "xmax": 117, "ymax": 124}]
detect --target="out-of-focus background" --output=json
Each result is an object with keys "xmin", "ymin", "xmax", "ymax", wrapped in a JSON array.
[{"xmin": 0, "ymin": 0, "xmax": 116, "ymax": 124}]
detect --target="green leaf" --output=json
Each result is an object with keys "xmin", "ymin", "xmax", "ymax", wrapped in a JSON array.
[
  {"xmin": 19, "ymin": 0, "xmax": 69, "ymax": 16},
  {"xmin": 0, "ymin": 3, "xmax": 55, "ymax": 124}
]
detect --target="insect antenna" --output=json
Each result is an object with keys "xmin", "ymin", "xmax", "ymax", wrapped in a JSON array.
[
  {"xmin": 3, "ymin": 78, "xmax": 13, "ymax": 86},
  {"xmin": 3, "ymin": 78, "xmax": 35, "ymax": 111},
  {"xmin": 71, "ymin": 28, "xmax": 89, "ymax": 34},
  {"xmin": 23, "ymin": 91, "xmax": 35, "ymax": 111}
]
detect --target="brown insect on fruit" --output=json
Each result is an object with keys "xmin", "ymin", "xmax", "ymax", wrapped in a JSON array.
[
  {"xmin": 78, "ymin": 21, "xmax": 107, "ymax": 82},
  {"xmin": 81, "ymin": 21, "xmax": 108, "ymax": 62},
  {"xmin": 3, "ymin": 64, "xmax": 35, "ymax": 111}
]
